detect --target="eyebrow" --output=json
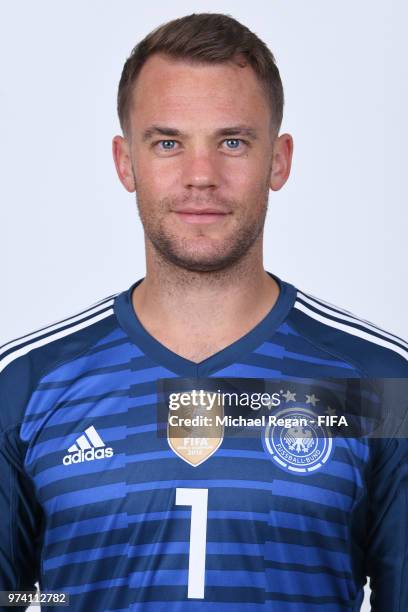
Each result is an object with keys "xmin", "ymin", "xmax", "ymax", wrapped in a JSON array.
[{"xmin": 141, "ymin": 124, "xmax": 259, "ymax": 142}]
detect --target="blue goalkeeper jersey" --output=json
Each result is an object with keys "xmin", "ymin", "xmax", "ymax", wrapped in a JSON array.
[{"xmin": 0, "ymin": 271, "xmax": 407, "ymax": 611}]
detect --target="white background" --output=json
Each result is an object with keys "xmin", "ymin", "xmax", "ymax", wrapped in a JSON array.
[{"xmin": 1, "ymin": 1, "xmax": 407, "ymax": 610}]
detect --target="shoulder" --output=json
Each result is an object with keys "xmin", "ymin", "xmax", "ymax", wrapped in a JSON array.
[
  {"xmin": 287, "ymin": 285, "xmax": 408, "ymax": 377},
  {"xmin": 0, "ymin": 293, "xmax": 118, "ymax": 431}
]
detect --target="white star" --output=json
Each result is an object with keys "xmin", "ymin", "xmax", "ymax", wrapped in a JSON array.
[
  {"xmin": 282, "ymin": 390, "xmax": 296, "ymax": 402},
  {"xmin": 325, "ymin": 406, "xmax": 336, "ymax": 416},
  {"xmin": 305, "ymin": 393, "xmax": 320, "ymax": 406}
]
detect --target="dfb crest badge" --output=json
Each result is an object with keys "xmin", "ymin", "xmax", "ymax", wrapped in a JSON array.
[{"xmin": 263, "ymin": 406, "xmax": 334, "ymax": 475}]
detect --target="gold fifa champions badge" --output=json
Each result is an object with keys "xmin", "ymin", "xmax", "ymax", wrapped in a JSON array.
[{"xmin": 167, "ymin": 389, "xmax": 224, "ymax": 466}]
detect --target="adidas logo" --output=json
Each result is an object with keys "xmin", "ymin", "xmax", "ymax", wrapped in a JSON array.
[{"xmin": 62, "ymin": 425, "xmax": 114, "ymax": 465}]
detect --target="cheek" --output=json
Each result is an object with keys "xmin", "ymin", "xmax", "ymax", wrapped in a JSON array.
[
  {"xmin": 223, "ymin": 156, "xmax": 271, "ymax": 189},
  {"xmin": 136, "ymin": 158, "xmax": 181, "ymax": 197},
  {"xmin": 226, "ymin": 174, "xmax": 270, "ymax": 211}
]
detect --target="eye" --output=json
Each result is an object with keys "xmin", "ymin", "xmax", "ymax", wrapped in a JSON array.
[
  {"xmin": 156, "ymin": 140, "xmax": 178, "ymax": 151},
  {"xmin": 223, "ymin": 138, "xmax": 246, "ymax": 150}
]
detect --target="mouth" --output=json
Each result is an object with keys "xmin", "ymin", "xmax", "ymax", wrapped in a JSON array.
[{"xmin": 172, "ymin": 208, "xmax": 231, "ymax": 225}]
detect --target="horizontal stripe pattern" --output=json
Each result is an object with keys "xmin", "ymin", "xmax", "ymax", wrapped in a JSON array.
[{"xmin": 8, "ymin": 285, "xmax": 384, "ymax": 609}]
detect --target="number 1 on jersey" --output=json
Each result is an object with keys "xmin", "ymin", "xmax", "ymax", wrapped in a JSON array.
[{"xmin": 175, "ymin": 487, "xmax": 208, "ymax": 599}]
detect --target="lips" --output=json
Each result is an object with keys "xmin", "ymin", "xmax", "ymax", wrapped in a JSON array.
[
  {"xmin": 172, "ymin": 207, "xmax": 230, "ymax": 225},
  {"xmin": 172, "ymin": 208, "xmax": 229, "ymax": 215}
]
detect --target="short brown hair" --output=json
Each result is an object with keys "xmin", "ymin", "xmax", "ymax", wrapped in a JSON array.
[{"xmin": 117, "ymin": 13, "xmax": 284, "ymax": 138}]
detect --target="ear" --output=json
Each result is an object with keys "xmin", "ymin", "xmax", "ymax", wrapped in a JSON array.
[
  {"xmin": 269, "ymin": 133, "xmax": 294, "ymax": 191},
  {"xmin": 112, "ymin": 135, "xmax": 136, "ymax": 192}
]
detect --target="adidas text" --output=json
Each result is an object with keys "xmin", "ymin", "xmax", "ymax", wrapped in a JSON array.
[{"xmin": 62, "ymin": 447, "xmax": 114, "ymax": 465}]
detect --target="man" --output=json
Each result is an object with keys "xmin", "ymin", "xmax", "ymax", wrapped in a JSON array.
[{"xmin": 0, "ymin": 12, "xmax": 407, "ymax": 612}]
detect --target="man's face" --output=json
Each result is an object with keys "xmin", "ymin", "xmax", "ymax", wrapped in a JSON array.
[{"xmin": 114, "ymin": 53, "xmax": 291, "ymax": 272}]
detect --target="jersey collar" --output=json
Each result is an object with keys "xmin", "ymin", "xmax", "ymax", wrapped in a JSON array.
[{"xmin": 114, "ymin": 270, "xmax": 297, "ymax": 377}]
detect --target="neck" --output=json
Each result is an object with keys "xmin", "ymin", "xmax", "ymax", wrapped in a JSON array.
[{"xmin": 131, "ymin": 238, "xmax": 280, "ymax": 362}]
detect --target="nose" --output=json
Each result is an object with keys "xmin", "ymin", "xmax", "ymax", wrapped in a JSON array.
[{"xmin": 182, "ymin": 148, "xmax": 221, "ymax": 190}]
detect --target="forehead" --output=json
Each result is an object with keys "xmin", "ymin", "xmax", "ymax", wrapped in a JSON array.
[{"xmin": 130, "ymin": 53, "xmax": 270, "ymax": 130}]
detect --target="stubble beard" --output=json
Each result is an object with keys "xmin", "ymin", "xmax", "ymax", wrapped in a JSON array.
[{"xmin": 134, "ymin": 176, "xmax": 270, "ymax": 274}]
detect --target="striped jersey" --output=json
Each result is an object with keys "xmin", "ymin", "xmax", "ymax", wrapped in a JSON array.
[{"xmin": 0, "ymin": 271, "xmax": 407, "ymax": 611}]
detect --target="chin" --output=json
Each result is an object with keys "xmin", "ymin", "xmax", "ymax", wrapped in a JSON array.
[
  {"xmin": 150, "ymin": 230, "xmax": 247, "ymax": 272},
  {"xmin": 166, "ymin": 249, "xmax": 243, "ymax": 273}
]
